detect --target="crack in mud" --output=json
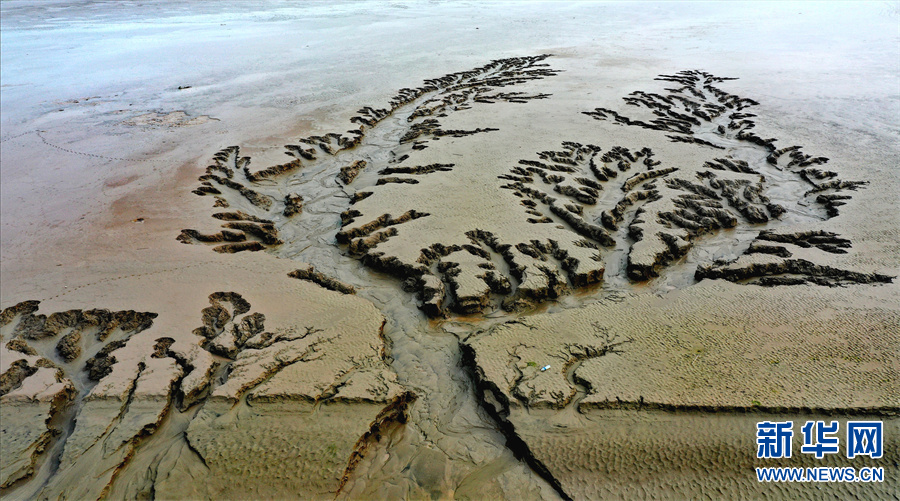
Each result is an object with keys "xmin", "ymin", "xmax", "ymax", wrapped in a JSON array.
[{"xmin": 460, "ymin": 343, "xmax": 572, "ymax": 501}]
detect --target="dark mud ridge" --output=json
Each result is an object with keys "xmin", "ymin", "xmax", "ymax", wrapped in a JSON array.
[
  {"xmin": 336, "ymin": 391, "xmax": 417, "ymax": 495},
  {"xmin": 694, "ymin": 230, "xmax": 893, "ymax": 287},
  {"xmin": 697, "ymin": 258, "xmax": 894, "ymax": 287},
  {"xmin": 289, "ymin": 265, "xmax": 356, "ymax": 294},
  {"xmin": 459, "ymin": 343, "xmax": 573, "ymax": 501},
  {"xmin": 576, "ymin": 399, "xmax": 900, "ymax": 415}
]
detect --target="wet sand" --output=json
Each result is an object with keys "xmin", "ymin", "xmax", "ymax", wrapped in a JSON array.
[{"xmin": 2, "ymin": 1, "xmax": 898, "ymax": 499}]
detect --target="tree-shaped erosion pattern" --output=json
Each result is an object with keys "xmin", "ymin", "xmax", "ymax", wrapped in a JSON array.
[{"xmin": 180, "ymin": 62, "xmax": 892, "ymax": 317}]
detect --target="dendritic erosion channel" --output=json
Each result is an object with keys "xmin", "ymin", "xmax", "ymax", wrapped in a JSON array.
[
  {"xmin": 182, "ymin": 59, "xmax": 889, "ymax": 307},
  {"xmin": 1, "ymin": 55, "xmax": 893, "ymax": 499}
]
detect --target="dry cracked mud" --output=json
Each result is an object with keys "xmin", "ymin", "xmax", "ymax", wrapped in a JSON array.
[{"xmin": 3, "ymin": 52, "xmax": 898, "ymax": 500}]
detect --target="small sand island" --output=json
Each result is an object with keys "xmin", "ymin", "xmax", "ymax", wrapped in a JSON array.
[{"xmin": 2, "ymin": 2, "xmax": 897, "ymax": 499}]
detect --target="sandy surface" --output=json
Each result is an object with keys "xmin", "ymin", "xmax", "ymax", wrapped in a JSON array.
[
  {"xmin": 511, "ymin": 410, "xmax": 899, "ymax": 499},
  {"xmin": 2, "ymin": 1, "xmax": 898, "ymax": 499}
]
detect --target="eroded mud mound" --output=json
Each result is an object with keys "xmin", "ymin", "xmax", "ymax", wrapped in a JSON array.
[
  {"xmin": 695, "ymin": 230, "xmax": 894, "ymax": 287},
  {"xmin": 0, "ymin": 301, "xmax": 157, "ymax": 490}
]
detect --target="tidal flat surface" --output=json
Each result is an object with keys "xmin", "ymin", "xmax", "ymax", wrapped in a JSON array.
[{"xmin": 1, "ymin": 2, "xmax": 898, "ymax": 499}]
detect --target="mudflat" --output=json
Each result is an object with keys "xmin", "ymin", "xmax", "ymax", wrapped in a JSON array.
[{"xmin": 1, "ymin": 2, "xmax": 897, "ymax": 499}]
